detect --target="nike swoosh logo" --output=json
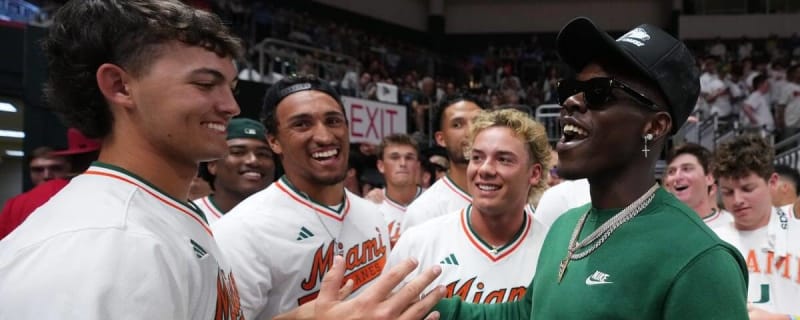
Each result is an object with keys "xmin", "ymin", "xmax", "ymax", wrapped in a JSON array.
[{"xmin": 585, "ymin": 277, "xmax": 613, "ymax": 285}]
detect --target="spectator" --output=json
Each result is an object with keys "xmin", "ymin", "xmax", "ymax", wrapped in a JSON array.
[{"xmin": 27, "ymin": 146, "xmax": 69, "ymax": 187}]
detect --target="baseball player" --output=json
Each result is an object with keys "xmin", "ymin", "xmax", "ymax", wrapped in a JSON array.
[
  {"xmin": 387, "ymin": 109, "xmax": 549, "ymax": 304},
  {"xmin": 375, "ymin": 133, "xmax": 423, "ymax": 248},
  {"xmin": 664, "ymin": 143, "xmax": 733, "ymax": 229},
  {"xmin": 0, "ymin": 0, "xmax": 244, "ymax": 318},
  {"xmin": 401, "ymin": 95, "xmax": 485, "ymax": 233},
  {"xmin": 193, "ymin": 118, "xmax": 275, "ymax": 224},
  {"xmin": 434, "ymin": 17, "xmax": 748, "ymax": 319},
  {"xmin": 212, "ymin": 76, "xmax": 391, "ymax": 320},
  {"xmin": 712, "ymin": 134, "xmax": 800, "ymax": 318}
]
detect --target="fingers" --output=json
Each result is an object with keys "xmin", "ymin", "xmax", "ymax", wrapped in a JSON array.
[
  {"xmin": 361, "ymin": 258, "xmax": 420, "ymax": 301},
  {"xmin": 317, "ymin": 255, "xmax": 346, "ymax": 306},
  {"xmin": 385, "ymin": 264, "xmax": 443, "ymax": 314},
  {"xmin": 337, "ymin": 279, "xmax": 355, "ymax": 300},
  {"xmin": 398, "ymin": 285, "xmax": 445, "ymax": 320}
]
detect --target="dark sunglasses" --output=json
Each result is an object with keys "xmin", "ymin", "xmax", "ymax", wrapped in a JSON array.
[{"xmin": 556, "ymin": 77, "xmax": 661, "ymax": 111}]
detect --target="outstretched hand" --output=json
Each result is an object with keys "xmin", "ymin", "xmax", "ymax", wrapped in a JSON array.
[{"xmin": 316, "ymin": 256, "xmax": 446, "ymax": 320}]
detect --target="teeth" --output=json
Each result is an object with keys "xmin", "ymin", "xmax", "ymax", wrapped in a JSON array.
[
  {"xmin": 205, "ymin": 123, "xmax": 226, "ymax": 133},
  {"xmin": 312, "ymin": 149, "xmax": 338, "ymax": 159},
  {"xmin": 562, "ymin": 124, "xmax": 588, "ymax": 137},
  {"xmin": 242, "ymin": 172, "xmax": 262, "ymax": 178},
  {"xmin": 477, "ymin": 184, "xmax": 500, "ymax": 191}
]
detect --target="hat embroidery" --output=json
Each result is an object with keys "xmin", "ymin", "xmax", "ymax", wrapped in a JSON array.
[
  {"xmin": 244, "ymin": 128, "xmax": 256, "ymax": 135},
  {"xmin": 617, "ymin": 28, "xmax": 650, "ymax": 47}
]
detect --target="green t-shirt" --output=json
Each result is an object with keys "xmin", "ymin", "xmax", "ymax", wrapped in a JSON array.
[{"xmin": 434, "ymin": 188, "xmax": 748, "ymax": 319}]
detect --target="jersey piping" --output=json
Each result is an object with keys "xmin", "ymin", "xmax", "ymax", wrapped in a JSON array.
[{"xmin": 460, "ymin": 205, "xmax": 532, "ymax": 262}]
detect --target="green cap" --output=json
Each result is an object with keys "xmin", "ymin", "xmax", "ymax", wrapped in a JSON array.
[{"xmin": 227, "ymin": 118, "xmax": 267, "ymax": 142}]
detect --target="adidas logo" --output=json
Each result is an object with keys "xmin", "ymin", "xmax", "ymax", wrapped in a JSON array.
[
  {"xmin": 296, "ymin": 226, "xmax": 315, "ymax": 240},
  {"xmin": 190, "ymin": 239, "xmax": 208, "ymax": 258},
  {"xmin": 439, "ymin": 253, "xmax": 459, "ymax": 265}
]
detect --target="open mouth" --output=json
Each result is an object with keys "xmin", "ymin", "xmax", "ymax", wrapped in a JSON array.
[
  {"xmin": 240, "ymin": 169, "xmax": 264, "ymax": 179},
  {"xmin": 311, "ymin": 149, "xmax": 340, "ymax": 161},
  {"xmin": 674, "ymin": 185, "xmax": 689, "ymax": 192},
  {"xmin": 203, "ymin": 122, "xmax": 227, "ymax": 134},
  {"xmin": 562, "ymin": 124, "xmax": 588, "ymax": 142},
  {"xmin": 476, "ymin": 183, "xmax": 500, "ymax": 191}
]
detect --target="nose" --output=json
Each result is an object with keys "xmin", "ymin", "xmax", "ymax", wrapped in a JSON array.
[
  {"xmin": 478, "ymin": 158, "xmax": 496, "ymax": 177},
  {"xmin": 243, "ymin": 151, "xmax": 258, "ymax": 164},
  {"xmin": 218, "ymin": 87, "xmax": 241, "ymax": 118},
  {"xmin": 311, "ymin": 122, "xmax": 335, "ymax": 145},
  {"xmin": 561, "ymin": 94, "xmax": 586, "ymax": 115},
  {"xmin": 732, "ymin": 190, "xmax": 746, "ymax": 207}
]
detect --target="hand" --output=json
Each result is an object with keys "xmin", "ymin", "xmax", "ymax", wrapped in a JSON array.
[
  {"xmin": 272, "ymin": 279, "xmax": 355, "ymax": 320},
  {"xmin": 315, "ymin": 256, "xmax": 446, "ymax": 320},
  {"xmin": 364, "ymin": 188, "xmax": 385, "ymax": 204},
  {"xmin": 747, "ymin": 303, "xmax": 789, "ymax": 320}
]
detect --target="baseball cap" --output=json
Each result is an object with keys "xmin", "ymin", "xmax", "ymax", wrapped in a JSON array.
[
  {"xmin": 227, "ymin": 118, "xmax": 267, "ymax": 142},
  {"xmin": 556, "ymin": 17, "xmax": 700, "ymax": 134},
  {"xmin": 50, "ymin": 128, "xmax": 101, "ymax": 156}
]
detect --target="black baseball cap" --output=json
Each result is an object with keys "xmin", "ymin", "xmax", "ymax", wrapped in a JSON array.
[{"xmin": 556, "ymin": 17, "xmax": 700, "ymax": 134}]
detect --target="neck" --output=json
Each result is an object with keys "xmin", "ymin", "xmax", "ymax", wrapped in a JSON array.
[
  {"xmin": 693, "ymin": 200, "xmax": 715, "ymax": 220},
  {"xmin": 98, "ymin": 133, "xmax": 195, "ymax": 202},
  {"xmin": 447, "ymin": 162, "xmax": 470, "ymax": 195},
  {"xmin": 284, "ymin": 173, "xmax": 345, "ymax": 206},
  {"xmin": 469, "ymin": 203, "xmax": 526, "ymax": 247},
  {"xmin": 587, "ymin": 163, "xmax": 657, "ymax": 209},
  {"xmin": 385, "ymin": 184, "xmax": 418, "ymax": 206},
  {"xmin": 210, "ymin": 188, "xmax": 247, "ymax": 213}
]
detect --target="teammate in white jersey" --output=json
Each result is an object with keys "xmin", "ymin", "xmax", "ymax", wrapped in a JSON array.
[
  {"xmin": 213, "ymin": 76, "xmax": 396, "ymax": 319},
  {"xmin": 664, "ymin": 143, "xmax": 733, "ymax": 229},
  {"xmin": 712, "ymin": 134, "xmax": 800, "ymax": 318},
  {"xmin": 375, "ymin": 134, "xmax": 423, "ymax": 248},
  {"xmin": 388, "ymin": 109, "xmax": 550, "ymax": 304},
  {"xmin": 0, "ymin": 1, "xmax": 244, "ymax": 318},
  {"xmin": 402, "ymin": 95, "xmax": 485, "ymax": 233},
  {"xmin": 193, "ymin": 118, "xmax": 274, "ymax": 224}
]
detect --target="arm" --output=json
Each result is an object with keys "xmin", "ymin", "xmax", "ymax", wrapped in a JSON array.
[
  {"xmin": 747, "ymin": 304, "xmax": 798, "ymax": 320},
  {"xmin": 663, "ymin": 246, "xmax": 748, "ymax": 320}
]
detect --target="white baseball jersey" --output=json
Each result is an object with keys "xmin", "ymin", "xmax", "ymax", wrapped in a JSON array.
[
  {"xmin": 535, "ymin": 179, "xmax": 591, "ymax": 228},
  {"xmin": 212, "ymin": 176, "xmax": 390, "ymax": 320},
  {"xmin": 712, "ymin": 207, "xmax": 800, "ymax": 314},
  {"xmin": 702, "ymin": 208, "xmax": 734, "ymax": 229},
  {"xmin": 379, "ymin": 186, "xmax": 423, "ymax": 248},
  {"xmin": 386, "ymin": 204, "xmax": 545, "ymax": 304},
  {"xmin": 401, "ymin": 175, "xmax": 471, "ymax": 233},
  {"xmin": 0, "ymin": 163, "xmax": 242, "ymax": 319},
  {"xmin": 193, "ymin": 195, "xmax": 225, "ymax": 225}
]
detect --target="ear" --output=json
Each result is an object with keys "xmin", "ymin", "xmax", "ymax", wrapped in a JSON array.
[
  {"xmin": 207, "ymin": 161, "xmax": 218, "ymax": 176},
  {"xmin": 267, "ymin": 133, "xmax": 283, "ymax": 155},
  {"xmin": 642, "ymin": 111, "xmax": 672, "ymax": 141},
  {"xmin": 96, "ymin": 63, "xmax": 134, "ymax": 110},
  {"xmin": 704, "ymin": 173, "xmax": 715, "ymax": 188},
  {"xmin": 528, "ymin": 162, "xmax": 543, "ymax": 187},
  {"xmin": 768, "ymin": 172, "xmax": 780, "ymax": 189},
  {"xmin": 347, "ymin": 168, "xmax": 356, "ymax": 178},
  {"xmin": 434, "ymin": 131, "xmax": 446, "ymax": 148},
  {"xmin": 377, "ymin": 160, "xmax": 385, "ymax": 174}
]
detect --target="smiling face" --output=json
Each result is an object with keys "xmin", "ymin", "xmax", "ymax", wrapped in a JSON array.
[
  {"xmin": 378, "ymin": 143, "xmax": 420, "ymax": 189},
  {"xmin": 435, "ymin": 101, "xmax": 483, "ymax": 165},
  {"xmin": 555, "ymin": 62, "xmax": 658, "ymax": 180},
  {"xmin": 268, "ymin": 90, "xmax": 349, "ymax": 188},
  {"xmin": 665, "ymin": 153, "xmax": 714, "ymax": 210},
  {"xmin": 719, "ymin": 171, "xmax": 775, "ymax": 230},
  {"xmin": 467, "ymin": 126, "xmax": 539, "ymax": 217},
  {"xmin": 208, "ymin": 138, "xmax": 274, "ymax": 198},
  {"xmin": 124, "ymin": 41, "xmax": 240, "ymax": 164}
]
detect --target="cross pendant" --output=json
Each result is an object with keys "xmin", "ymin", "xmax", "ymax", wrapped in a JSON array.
[
  {"xmin": 642, "ymin": 145, "xmax": 650, "ymax": 158},
  {"xmin": 557, "ymin": 258, "xmax": 570, "ymax": 283}
]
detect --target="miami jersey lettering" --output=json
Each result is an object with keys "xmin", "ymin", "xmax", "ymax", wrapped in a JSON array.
[
  {"xmin": 387, "ymin": 204, "xmax": 545, "ymax": 304},
  {"xmin": 212, "ymin": 176, "xmax": 390, "ymax": 320},
  {"xmin": 714, "ymin": 207, "xmax": 800, "ymax": 314}
]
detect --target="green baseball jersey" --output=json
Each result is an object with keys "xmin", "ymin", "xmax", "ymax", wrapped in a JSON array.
[{"xmin": 434, "ymin": 188, "xmax": 749, "ymax": 319}]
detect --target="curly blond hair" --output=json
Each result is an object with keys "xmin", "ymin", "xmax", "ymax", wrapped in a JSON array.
[
  {"xmin": 466, "ymin": 109, "xmax": 552, "ymax": 203},
  {"xmin": 713, "ymin": 134, "xmax": 774, "ymax": 181}
]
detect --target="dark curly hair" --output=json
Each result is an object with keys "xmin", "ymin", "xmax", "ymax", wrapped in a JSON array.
[
  {"xmin": 43, "ymin": 0, "xmax": 243, "ymax": 139},
  {"xmin": 713, "ymin": 134, "xmax": 774, "ymax": 181}
]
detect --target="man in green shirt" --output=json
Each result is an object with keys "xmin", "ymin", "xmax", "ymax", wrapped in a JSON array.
[{"xmin": 433, "ymin": 16, "xmax": 749, "ymax": 320}]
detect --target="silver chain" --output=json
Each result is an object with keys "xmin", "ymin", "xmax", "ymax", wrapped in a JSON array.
[{"xmin": 567, "ymin": 183, "xmax": 659, "ymax": 261}]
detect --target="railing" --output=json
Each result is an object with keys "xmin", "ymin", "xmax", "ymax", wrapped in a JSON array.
[
  {"xmin": 251, "ymin": 38, "xmax": 361, "ymax": 87},
  {"xmin": 534, "ymin": 104, "xmax": 561, "ymax": 145},
  {"xmin": 774, "ymin": 132, "xmax": 800, "ymax": 167}
]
